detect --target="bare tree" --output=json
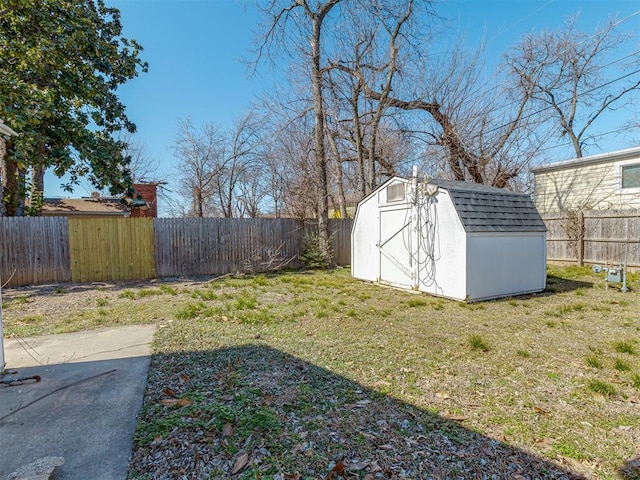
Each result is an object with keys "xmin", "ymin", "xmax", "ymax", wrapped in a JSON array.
[
  {"xmin": 119, "ymin": 132, "xmax": 161, "ymax": 184},
  {"xmin": 173, "ymin": 118, "xmax": 227, "ymax": 217},
  {"xmin": 258, "ymin": 0, "xmax": 340, "ymax": 264},
  {"xmin": 331, "ymin": 9, "xmax": 547, "ymax": 189},
  {"xmin": 505, "ymin": 14, "xmax": 640, "ymax": 158},
  {"xmin": 212, "ymin": 114, "xmax": 261, "ymax": 218}
]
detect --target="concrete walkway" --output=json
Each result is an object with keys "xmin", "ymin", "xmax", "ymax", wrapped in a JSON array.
[{"xmin": 0, "ymin": 325, "xmax": 156, "ymax": 480}]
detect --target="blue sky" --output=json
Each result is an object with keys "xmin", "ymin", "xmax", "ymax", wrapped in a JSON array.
[{"xmin": 44, "ymin": 0, "xmax": 640, "ymax": 199}]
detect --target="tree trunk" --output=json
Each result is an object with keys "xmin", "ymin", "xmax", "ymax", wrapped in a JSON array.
[
  {"xmin": 195, "ymin": 187, "xmax": 204, "ymax": 217},
  {"xmin": 29, "ymin": 163, "xmax": 46, "ymax": 215},
  {"xmin": 327, "ymin": 132, "xmax": 348, "ymax": 219},
  {"xmin": 351, "ymin": 84, "xmax": 366, "ymax": 197},
  {"xmin": 367, "ymin": 112, "xmax": 381, "ymax": 192},
  {"xmin": 310, "ymin": 14, "xmax": 331, "ymax": 264},
  {"xmin": 1, "ymin": 139, "xmax": 23, "ymax": 216}
]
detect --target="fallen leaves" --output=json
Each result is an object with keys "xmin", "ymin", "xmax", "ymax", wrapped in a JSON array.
[
  {"xmin": 325, "ymin": 460, "xmax": 346, "ymax": 479},
  {"xmin": 231, "ymin": 452, "xmax": 249, "ymax": 475},
  {"xmin": 162, "ymin": 386, "xmax": 177, "ymax": 397},
  {"xmin": 222, "ymin": 423, "xmax": 234, "ymax": 438},
  {"xmin": 159, "ymin": 385, "xmax": 192, "ymax": 407},
  {"xmin": 159, "ymin": 397, "xmax": 193, "ymax": 407},
  {"xmin": 344, "ymin": 399, "xmax": 371, "ymax": 409},
  {"xmin": 443, "ymin": 413, "xmax": 468, "ymax": 422}
]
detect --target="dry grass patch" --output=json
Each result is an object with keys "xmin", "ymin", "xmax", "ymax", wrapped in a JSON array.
[{"xmin": 3, "ymin": 266, "xmax": 640, "ymax": 479}]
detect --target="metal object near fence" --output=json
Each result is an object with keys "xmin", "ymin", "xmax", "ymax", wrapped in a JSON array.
[{"xmin": 592, "ymin": 263, "xmax": 628, "ymax": 292}]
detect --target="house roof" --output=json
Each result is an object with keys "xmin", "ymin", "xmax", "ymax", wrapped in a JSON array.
[
  {"xmin": 41, "ymin": 198, "xmax": 129, "ymax": 217},
  {"xmin": 428, "ymin": 179, "xmax": 547, "ymax": 233},
  {"xmin": 530, "ymin": 145, "xmax": 640, "ymax": 174}
]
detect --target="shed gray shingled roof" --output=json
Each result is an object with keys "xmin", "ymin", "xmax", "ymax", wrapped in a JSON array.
[{"xmin": 428, "ymin": 179, "xmax": 547, "ymax": 233}]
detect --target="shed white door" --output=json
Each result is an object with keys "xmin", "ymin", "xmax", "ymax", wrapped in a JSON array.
[{"xmin": 378, "ymin": 204, "xmax": 413, "ymax": 288}]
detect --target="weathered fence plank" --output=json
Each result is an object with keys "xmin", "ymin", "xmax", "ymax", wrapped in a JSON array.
[
  {"xmin": 1, "ymin": 217, "xmax": 353, "ymax": 286},
  {"xmin": 154, "ymin": 218, "xmax": 311, "ymax": 277},
  {"xmin": 542, "ymin": 210, "xmax": 640, "ymax": 269},
  {"xmin": 329, "ymin": 218, "xmax": 353, "ymax": 266},
  {"xmin": 0, "ymin": 217, "xmax": 71, "ymax": 287}
]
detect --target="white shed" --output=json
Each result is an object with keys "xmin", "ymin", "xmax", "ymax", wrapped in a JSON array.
[{"xmin": 351, "ymin": 176, "xmax": 547, "ymax": 302}]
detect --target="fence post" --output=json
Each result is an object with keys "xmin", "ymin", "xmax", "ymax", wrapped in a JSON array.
[{"xmin": 577, "ymin": 210, "xmax": 585, "ymax": 266}]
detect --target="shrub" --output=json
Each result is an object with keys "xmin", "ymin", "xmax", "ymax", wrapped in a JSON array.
[{"xmin": 299, "ymin": 233, "xmax": 332, "ymax": 269}]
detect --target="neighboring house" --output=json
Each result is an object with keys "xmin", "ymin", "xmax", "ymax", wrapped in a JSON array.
[
  {"xmin": 329, "ymin": 192, "xmax": 361, "ymax": 218},
  {"xmin": 42, "ymin": 182, "xmax": 160, "ymax": 218},
  {"xmin": 531, "ymin": 146, "xmax": 640, "ymax": 214},
  {"xmin": 41, "ymin": 196, "xmax": 130, "ymax": 218},
  {"xmin": 352, "ymin": 176, "xmax": 547, "ymax": 302}
]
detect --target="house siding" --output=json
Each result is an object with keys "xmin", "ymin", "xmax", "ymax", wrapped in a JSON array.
[{"xmin": 532, "ymin": 147, "xmax": 640, "ymax": 214}]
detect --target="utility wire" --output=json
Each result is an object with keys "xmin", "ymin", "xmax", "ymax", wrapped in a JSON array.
[
  {"xmin": 433, "ymin": 8, "xmax": 640, "ymax": 118},
  {"xmin": 466, "ymin": 66, "xmax": 640, "ymax": 141}
]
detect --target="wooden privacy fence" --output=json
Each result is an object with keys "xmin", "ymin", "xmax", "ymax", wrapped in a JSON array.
[
  {"xmin": 69, "ymin": 218, "xmax": 156, "ymax": 282},
  {"xmin": 1, "ymin": 217, "xmax": 354, "ymax": 287},
  {"xmin": 542, "ymin": 210, "xmax": 640, "ymax": 269},
  {"xmin": 155, "ymin": 218, "xmax": 306, "ymax": 277},
  {"xmin": 0, "ymin": 217, "xmax": 71, "ymax": 286}
]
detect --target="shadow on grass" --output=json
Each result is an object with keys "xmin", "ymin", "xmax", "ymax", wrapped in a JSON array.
[
  {"xmin": 541, "ymin": 275, "xmax": 593, "ymax": 295},
  {"xmin": 620, "ymin": 455, "xmax": 640, "ymax": 480},
  {"xmin": 130, "ymin": 344, "xmax": 588, "ymax": 479}
]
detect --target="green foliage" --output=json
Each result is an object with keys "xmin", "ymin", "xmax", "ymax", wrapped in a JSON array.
[
  {"xmin": 587, "ymin": 379, "xmax": 616, "ymax": 397},
  {"xmin": 614, "ymin": 358, "xmax": 631, "ymax": 372},
  {"xmin": 584, "ymin": 354, "xmax": 602, "ymax": 369},
  {"xmin": 191, "ymin": 289, "xmax": 218, "ymax": 301},
  {"xmin": 468, "ymin": 334, "xmax": 490, "ymax": 352},
  {"xmin": 96, "ymin": 297, "xmax": 109, "ymax": 307},
  {"xmin": 405, "ymin": 298, "xmax": 428, "ymax": 308},
  {"xmin": 545, "ymin": 303, "xmax": 585, "ymax": 317},
  {"xmin": 159, "ymin": 284, "xmax": 178, "ymax": 295},
  {"xmin": 24, "ymin": 190, "xmax": 44, "ymax": 216},
  {"xmin": 613, "ymin": 340, "xmax": 636, "ymax": 355},
  {"xmin": 138, "ymin": 288, "xmax": 163, "ymax": 298},
  {"xmin": 175, "ymin": 302, "xmax": 212, "ymax": 320},
  {"xmin": 119, "ymin": 290, "xmax": 136, "ymax": 300},
  {"xmin": 234, "ymin": 291, "xmax": 258, "ymax": 310},
  {"xmin": 0, "ymin": 0, "xmax": 148, "ymax": 214},
  {"xmin": 299, "ymin": 233, "xmax": 331, "ymax": 269}
]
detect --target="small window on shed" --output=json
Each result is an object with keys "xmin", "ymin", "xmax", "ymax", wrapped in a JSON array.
[
  {"xmin": 386, "ymin": 182, "xmax": 406, "ymax": 202},
  {"xmin": 621, "ymin": 164, "xmax": 640, "ymax": 189}
]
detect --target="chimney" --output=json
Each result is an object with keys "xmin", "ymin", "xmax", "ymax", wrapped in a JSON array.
[{"xmin": 130, "ymin": 183, "xmax": 158, "ymax": 217}]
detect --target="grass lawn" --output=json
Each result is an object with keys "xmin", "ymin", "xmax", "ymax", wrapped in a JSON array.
[{"xmin": 3, "ymin": 266, "xmax": 640, "ymax": 479}]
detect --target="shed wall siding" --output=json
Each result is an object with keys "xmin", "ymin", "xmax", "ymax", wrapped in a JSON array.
[
  {"xmin": 466, "ymin": 233, "xmax": 546, "ymax": 301},
  {"xmin": 352, "ymin": 187, "xmax": 387, "ymax": 281},
  {"xmin": 534, "ymin": 161, "xmax": 640, "ymax": 213},
  {"xmin": 417, "ymin": 190, "xmax": 467, "ymax": 301}
]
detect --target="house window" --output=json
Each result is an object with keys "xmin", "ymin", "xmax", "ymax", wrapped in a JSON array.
[
  {"xmin": 621, "ymin": 164, "xmax": 640, "ymax": 189},
  {"xmin": 386, "ymin": 183, "xmax": 406, "ymax": 202}
]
